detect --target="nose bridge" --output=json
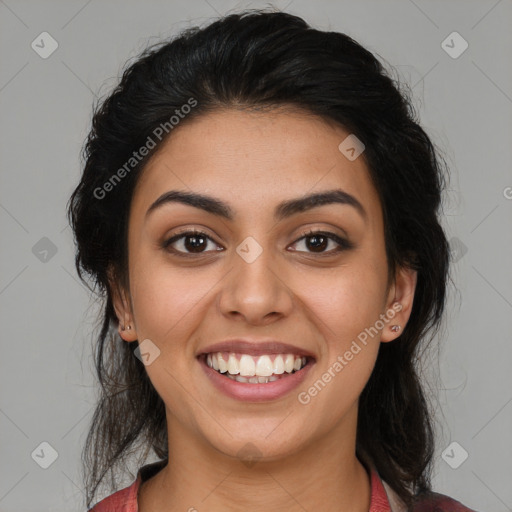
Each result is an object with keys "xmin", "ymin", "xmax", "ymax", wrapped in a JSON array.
[
  {"xmin": 219, "ymin": 233, "xmax": 292, "ymax": 322},
  {"xmin": 234, "ymin": 233, "xmax": 281, "ymax": 295}
]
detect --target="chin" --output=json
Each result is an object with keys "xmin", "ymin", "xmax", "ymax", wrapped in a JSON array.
[{"xmin": 201, "ymin": 423, "xmax": 310, "ymax": 465}]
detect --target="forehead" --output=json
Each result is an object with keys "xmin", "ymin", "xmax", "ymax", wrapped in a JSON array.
[{"xmin": 131, "ymin": 108, "xmax": 381, "ymax": 224}]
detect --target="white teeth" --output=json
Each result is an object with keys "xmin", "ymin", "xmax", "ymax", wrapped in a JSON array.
[
  {"xmin": 239, "ymin": 354, "xmax": 256, "ymax": 376},
  {"xmin": 284, "ymin": 354, "xmax": 295, "ymax": 373},
  {"xmin": 226, "ymin": 374, "xmax": 284, "ymax": 383},
  {"xmin": 255, "ymin": 355, "xmax": 273, "ymax": 377},
  {"xmin": 205, "ymin": 352, "xmax": 308, "ymax": 380},
  {"xmin": 273, "ymin": 355, "xmax": 285, "ymax": 374},
  {"xmin": 228, "ymin": 353, "xmax": 239, "ymax": 375},
  {"xmin": 218, "ymin": 354, "xmax": 228, "ymax": 373}
]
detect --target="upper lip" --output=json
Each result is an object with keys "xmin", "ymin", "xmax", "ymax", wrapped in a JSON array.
[{"xmin": 197, "ymin": 339, "xmax": 316, "ymax": 359}]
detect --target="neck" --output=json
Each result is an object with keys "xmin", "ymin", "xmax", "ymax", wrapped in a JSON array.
[{"xmin": 139, "ymin": 411, "xmax": 371, "ymax": 512}]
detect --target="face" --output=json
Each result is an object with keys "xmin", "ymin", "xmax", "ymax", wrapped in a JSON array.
[{"xmin": 112, "ymin": 108, "xmax": 416, "ymax": 463}]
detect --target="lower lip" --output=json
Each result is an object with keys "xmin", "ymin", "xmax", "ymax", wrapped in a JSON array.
[{"xmin": 199, "ymin": 356, "xmax": 315, "ymax": 402}]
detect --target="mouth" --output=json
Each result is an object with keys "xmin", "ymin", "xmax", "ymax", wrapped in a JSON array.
[
  {"xmin": 201, "ymin": 352, "xmax": 311, "ymax": 384},
  {"xmin": 197, "ymin": 351, "xmax": 315, "ymax": 403},
  {"xmin": 197, "ymin": 340, "xmax": 316, "ymax": 402}
]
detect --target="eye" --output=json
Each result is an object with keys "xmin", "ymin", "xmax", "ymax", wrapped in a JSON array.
[
  {"xmin": 162, "ymin": 229, "xmax": 223, "ymax": 256},
  {"xmin": 162, "ymin": 228, "xmax": 353, "ymax": 257},
  {"xmin": 289, "ymin": 229, "xmax": 353, "ymax": 255}
]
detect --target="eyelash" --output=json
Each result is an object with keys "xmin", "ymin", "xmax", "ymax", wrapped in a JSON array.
[{"xmin": 162, "ymin": 228, "xmax": 354, "ymax": 257}]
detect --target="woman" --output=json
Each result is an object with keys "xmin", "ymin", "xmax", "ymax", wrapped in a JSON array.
[{"xmin": 68, "ymin": 9, "xmax": 478, "ymax": 512}]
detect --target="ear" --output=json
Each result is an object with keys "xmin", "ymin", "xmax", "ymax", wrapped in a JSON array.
[
  {"xmin": 108, "ymin": 266, "xmax": 138, "ymax": 343},
  {"xmin": 380, "ymin": 264, "xmax": 417, "ymax": 343}
]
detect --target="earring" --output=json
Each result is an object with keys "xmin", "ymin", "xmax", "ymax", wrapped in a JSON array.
[
  {"xmin": 390, "ymin": 325, "xmax": 401, "ymax": 333},
  {"xmin": 125, "ymin": 324, "xmax": 131, "ymax": 331}
]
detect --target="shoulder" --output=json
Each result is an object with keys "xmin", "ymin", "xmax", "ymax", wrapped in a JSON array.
[
  {"xmin": 413, "ymin": 491, "xmax": 480, "ymax": 512},
  {"xmin": 87, "ymin": 459, "xmax": 167, "ymax": 512},
  {"xmin": 379, "ymin": 474, "xmax": 479, "ymax": 512},
  {"xmin": 87, "ymin": 479, "xmax": 139, "ymax": 512}
]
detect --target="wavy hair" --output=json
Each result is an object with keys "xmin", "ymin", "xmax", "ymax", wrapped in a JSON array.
[{"xmin": 67, "ymin": 8, "xmax": 450, "ymax": 509}]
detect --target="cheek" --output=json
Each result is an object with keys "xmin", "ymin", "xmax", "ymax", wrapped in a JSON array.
[
  {"xmin": 129, "ymin": 255, "xmax": 213, "ymax": 347},
  {"xmin": 292, "ymin": 259, "xmax": 386, "ymax": 406},
  {"xmin": 127, "ymin": 259, "xmax": 216, "ymax": 423},
  {"xmin": 295, "ymin": 269, "xmax": 383, "ymax": 423},
  {"xmin": 297, "ymin": 263, "xmax": 387, "ymax": 345}
]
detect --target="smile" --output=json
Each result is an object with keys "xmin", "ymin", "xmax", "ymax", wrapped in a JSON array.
[
  {"xmin": 199, "ymin": 351, "xmax": 314, "ymax": 402},
  {"xmin": 205, "ymin": 352, "xmax": 308, "ymax": 383}
]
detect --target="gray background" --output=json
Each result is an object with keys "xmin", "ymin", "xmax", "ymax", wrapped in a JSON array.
[{"xmin": 1, "ymin": 0, "xmax": 511, "ymax": 511}]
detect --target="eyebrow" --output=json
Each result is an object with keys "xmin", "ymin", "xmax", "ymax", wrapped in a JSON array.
[{"xmin": 145, "ymin": 188, "xmax": 367, "ymax": 222}]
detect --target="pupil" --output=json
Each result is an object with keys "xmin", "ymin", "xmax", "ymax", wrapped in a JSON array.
[
  {"xmin": 185, "ymin": 235, "xmax": 206, "ymax": 252},
  {"xmin": 307, "ymin": 234, "xmax": 327, "ymax": 252}
]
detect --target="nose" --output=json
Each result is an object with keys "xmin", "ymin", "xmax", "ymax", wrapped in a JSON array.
[{"xmin": 217, "ymin": 240, "xmax": 294, "ymax": 326}]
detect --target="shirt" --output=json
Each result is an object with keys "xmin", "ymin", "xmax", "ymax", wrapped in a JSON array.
[{"xmin": 88, "ymin": 459, "xmax": 478, "ymax": 512}]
